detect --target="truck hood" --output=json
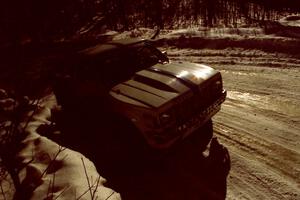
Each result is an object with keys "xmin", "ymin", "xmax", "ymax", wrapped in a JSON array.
[{"xmin": 110, "ymin": 62, "xmax": 219, "ymax": 108}]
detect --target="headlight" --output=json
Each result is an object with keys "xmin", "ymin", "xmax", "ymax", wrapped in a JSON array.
[
  {"xmin": 159, "ymin": 113, "xmax": 172, "ymax": 125},
  {"xmin": 215, "ymin": 80, "xmax": 222, "ymax": 90}
]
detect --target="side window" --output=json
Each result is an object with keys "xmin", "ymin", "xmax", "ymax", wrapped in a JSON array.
[
  {"xmin": 135, "ymin": 45, "xmax": 169, "ymax": 67},
  {"xmin": 135, "ymin": 46, "xmax": 159, "ymax": 67}
]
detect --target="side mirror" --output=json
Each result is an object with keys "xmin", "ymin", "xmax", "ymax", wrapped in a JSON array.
[{"xmin": 160, "ymin": 51, "xmax": 169, "ymax": 63}]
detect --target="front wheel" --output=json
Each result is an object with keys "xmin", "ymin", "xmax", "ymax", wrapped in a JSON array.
[{"xmin": 181, "ymin": 119, "xmax": 213, "ymax": 152}]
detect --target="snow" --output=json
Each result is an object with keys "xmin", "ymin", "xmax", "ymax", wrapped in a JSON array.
[
  {"xmin": 10, "ymin": 92, "xmax": 121, "ymax": 200},
  {"xmin": 112, "ymin": 27, "xmax": 288, "ymax": 40},
  {"xmin": 279, "ymin": 15, "xmax": 300, "ymax": 28}
]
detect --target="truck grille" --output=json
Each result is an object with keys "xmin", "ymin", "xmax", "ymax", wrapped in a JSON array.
[{"xmin": 175, "ymin": 81, "xmax": 221, "ymax": 126}]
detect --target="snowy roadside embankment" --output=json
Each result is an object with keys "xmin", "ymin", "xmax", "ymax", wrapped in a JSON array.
[
  {"xmin": 112, "ymin": 27, "xmax": 300, "ymax": 56},
  {"xmin": 0, "ymin": 90, "xmax": 121, "ymax": 200}
]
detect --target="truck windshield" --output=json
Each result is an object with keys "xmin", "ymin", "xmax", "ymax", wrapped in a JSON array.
[
  {"xmin": 76, "ymin": 43, "xmax": 169, "ymax": 87},
  {"xmin": 134, "ymin": 45, "xmax": 169, "ymax": 67}
]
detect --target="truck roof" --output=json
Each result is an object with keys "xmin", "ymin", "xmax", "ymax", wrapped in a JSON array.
[{"xmin": 79, "ymin": 38, "xmax": 148, "ymax": 57}]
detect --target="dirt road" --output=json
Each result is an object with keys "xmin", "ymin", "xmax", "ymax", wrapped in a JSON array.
[{"xmin": 168, "ymin": 48, "xmax": 300, "ymax": 199}]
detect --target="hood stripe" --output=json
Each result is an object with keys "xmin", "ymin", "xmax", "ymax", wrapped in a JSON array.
[
  {"xmin": 147, "ymin": 66, "xmax": 199, "ymax": 93},
  {"xmin": 122, "ymin": 82, "xmax": 167, "ymax": 99},
  {"xmin": 111, "ymin": 87, "xmax": 156, "ymax": 108}
]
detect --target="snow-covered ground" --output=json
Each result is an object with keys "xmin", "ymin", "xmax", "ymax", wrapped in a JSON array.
[{"xmin": 0, "ymin": 91, "xmax": 121, "ymax": 200}]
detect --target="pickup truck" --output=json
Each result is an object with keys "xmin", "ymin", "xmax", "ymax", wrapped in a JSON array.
[{"xmin": 54, "ymin": 38, "xmax": 226, "ymax": 149}]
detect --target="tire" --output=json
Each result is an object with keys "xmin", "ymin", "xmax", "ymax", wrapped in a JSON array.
[{"xmin": 181, "ymin": 119, "xmax": 214, "ymax": 153}]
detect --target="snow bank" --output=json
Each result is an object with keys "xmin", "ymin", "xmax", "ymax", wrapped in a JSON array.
[
  {"xmin": 11, "ymin": 92, "xmax": 121, "ymax": 200},
  {"xmin": 109, "ymin": 27, "xmax": 300, "ymax": 56},
  {"xmin": 279, "ymin": 15, "xmax": 300, "ymax": 28}
]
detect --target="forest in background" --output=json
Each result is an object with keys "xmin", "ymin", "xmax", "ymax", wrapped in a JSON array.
[{"xmin": 1, "ymin": 0, "xmax": 299, "ymax": 45}]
